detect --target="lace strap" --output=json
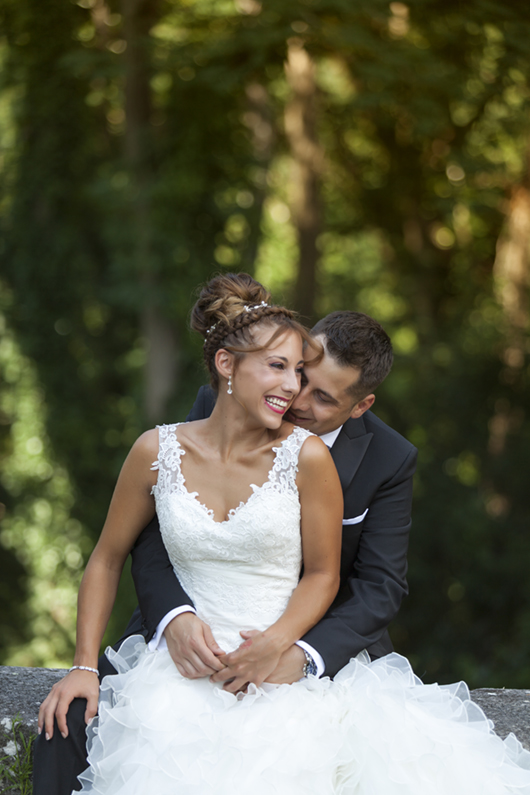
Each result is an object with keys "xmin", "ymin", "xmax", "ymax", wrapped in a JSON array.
[
  {"xmin": 269, "ymin": 426, "xmax": 314, "ymax": 492},
  {"xmin": 152, "ymin": 423, "xmax": 312, "ymax": 497},
  {"xmin": 150, "ymin": 423, "xmax": 186, "ymax": 496}
]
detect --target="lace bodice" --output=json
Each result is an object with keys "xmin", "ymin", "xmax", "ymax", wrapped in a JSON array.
[{"xmin": 151, "ymin": 424, "xmax": 313, "ymax": 651}]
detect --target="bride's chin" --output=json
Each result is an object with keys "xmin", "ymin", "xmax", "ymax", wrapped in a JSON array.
[
  {"xmin": 264, "ymin": 414, "xmax": 286, "ymax": 430},
  {"xmin": 249, "ymin": 410, "xmax": 284, "ymax": 431}
]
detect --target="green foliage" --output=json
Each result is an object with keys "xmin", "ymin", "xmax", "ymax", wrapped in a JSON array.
[
  {"xmin": 0, "ymin": 288, "xmax": 84, "ymax": 665},
  {"xmin": 0, "ymin": 715, "xmax": 34, "ymax": 795},
  {"xmin": 0, "ymin": 0, "xmax": 529, "ymax": 688}
]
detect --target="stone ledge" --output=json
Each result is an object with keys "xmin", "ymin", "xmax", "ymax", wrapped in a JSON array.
[
  {"xmin": 0, "ymin": 667, "xmax": 68, "ymax": 795},
  {"xmin": 1, "ymin": 666, "xmax": 529, "ymax": 770},
  {"xmin": 470, "ymin": 688, "xmax": 530, "ymax": 748}
]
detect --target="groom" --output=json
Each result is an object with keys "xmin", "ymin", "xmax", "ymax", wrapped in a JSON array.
[{"xmin": 34, "ymin": 310, "xmax": 417, "ymax": 793}]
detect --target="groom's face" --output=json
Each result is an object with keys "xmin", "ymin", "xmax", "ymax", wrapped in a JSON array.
[{"xmin": 286, "ymin": 337, "xmax": 372, "ymax": 436}]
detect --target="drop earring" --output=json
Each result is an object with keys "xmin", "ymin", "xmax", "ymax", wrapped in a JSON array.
[{"xmin": 227, "ymin": 375, "xmax": 233, "ymax": 395}]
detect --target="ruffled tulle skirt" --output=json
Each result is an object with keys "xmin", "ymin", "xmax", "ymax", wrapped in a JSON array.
[{"xmin": 76, "ymin": 636, "xmax": 530, "ymax": 795}]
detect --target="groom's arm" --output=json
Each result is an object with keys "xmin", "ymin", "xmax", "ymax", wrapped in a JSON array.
[
  {"xmin": 265, "ymin": 442, "xmax": 416, "ymax": 683},
  {"xmin": 300, "ymin": 445, "xmax": 417, "ymax": 678},
  {"xmin": 130, "ymin": 515, "xmax": 194, "ymax": 641}
]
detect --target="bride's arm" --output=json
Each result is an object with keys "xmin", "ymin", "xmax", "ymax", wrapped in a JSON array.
[
  {"xmin": 38, "ymin": 430, "xmax": 158, "ymax": 740},
  {"xmin": 211, "ymin": 436, "xmax": 342, "ymax": 691}
]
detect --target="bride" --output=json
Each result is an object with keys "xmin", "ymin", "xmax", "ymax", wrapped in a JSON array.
[{"xmin": 41, "ymin": 273, "xmax": 530, "ymax": 794}]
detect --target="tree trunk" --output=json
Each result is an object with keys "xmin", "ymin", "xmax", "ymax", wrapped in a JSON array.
[
  {"xmin": 493, "ymin": 184, "xmax": 530, "ymax": 341},
  {"xmin": 284, "ymin": 39, "xmax": 323, "ymax": 322},
  {"xmin": 242, "ymin": 82, "xmax": 276, "ymax": 270},
  {"xmin": 122, "ymin": 0, "xmax": 178, "ymax": 423},
  {"xmin": 488, "ymin": 151, "xmax": 530, "ymax": 458}
]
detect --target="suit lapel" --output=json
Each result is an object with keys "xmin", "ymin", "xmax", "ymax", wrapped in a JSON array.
[{"xmin": 330, "ymin": 415, "xmax": 373, "ymax": 492}]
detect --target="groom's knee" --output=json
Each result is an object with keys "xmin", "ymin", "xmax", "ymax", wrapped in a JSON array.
[
  {"xmin": 33, "ymin": 697, "xmax": 89, "ymax": 795},
  {"xmin": 32, "ymin": 652, "xmax": 119, "ymax": 794}
]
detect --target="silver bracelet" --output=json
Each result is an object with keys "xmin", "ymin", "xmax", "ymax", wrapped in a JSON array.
[{"xmin": 69, "ymin": 665, "xmax": 99, "ymax": 675}]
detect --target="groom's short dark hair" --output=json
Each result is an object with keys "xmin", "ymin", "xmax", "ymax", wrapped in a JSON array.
[{"xmin": 311, "ymin": 311, "xmax": 393, "ymax": 400}]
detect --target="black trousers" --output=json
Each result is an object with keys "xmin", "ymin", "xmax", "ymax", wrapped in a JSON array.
[{"xmin": 33, "ymin": 610, "xmax": 145, "ymax": 795}]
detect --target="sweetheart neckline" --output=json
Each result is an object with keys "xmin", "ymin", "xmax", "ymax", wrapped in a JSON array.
[
  {"xmin": 170, "ymin": 429, "xmax": 292, "ymax": 526},
  {"xmin": 177, "ymin": 480, "xmax": 270, "ymax": 526}
]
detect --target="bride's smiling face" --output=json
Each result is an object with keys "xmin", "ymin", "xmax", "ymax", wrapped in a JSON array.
[{"xmin": 220, "ymin": 325, "xmax": 305, "ymax": 428}]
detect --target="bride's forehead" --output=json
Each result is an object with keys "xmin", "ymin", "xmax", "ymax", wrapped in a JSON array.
[{"xmin": 250, "ymin": 325, "xmax": 302, "ymax": 354}]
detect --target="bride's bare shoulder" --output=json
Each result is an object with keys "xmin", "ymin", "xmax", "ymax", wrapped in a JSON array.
[
  {"xmin": 170, "ymin": 419, "xmax": 208, "ymax": 445},
  {"xmin": 129, "ymin": 428, "xmax": 159, "ymax": 462},
  {"xmin": 297, "ymin": 433, "xmax": 333, "ymax": 470},
  {"xmin": 276, "ymin": 422, "xmax": 322, "ymax": 448},
  {"xmin": 126, "ymin": 422, "xmax": 207, "ymax": 475},
  {"xmin": 177, "ymin": 419, "xmax": 208, "ymax": 431}
]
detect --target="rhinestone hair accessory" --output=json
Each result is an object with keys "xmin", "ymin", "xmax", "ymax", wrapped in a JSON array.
[{"xmin": 203, "ymin": 301, "xmax": 270, "ymax": 343}]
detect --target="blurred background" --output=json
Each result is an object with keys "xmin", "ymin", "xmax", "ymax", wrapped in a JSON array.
[{"xmin": 0, "ymin": 0, "xmax": 529, "ymax": 687}]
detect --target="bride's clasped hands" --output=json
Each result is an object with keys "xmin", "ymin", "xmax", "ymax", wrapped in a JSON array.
[{"xmin": 163, "ymin": 610, "xmax": 310, "ymax": 691}]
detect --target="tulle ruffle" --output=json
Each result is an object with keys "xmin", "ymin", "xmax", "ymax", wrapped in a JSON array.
[
  {"xmin": 75, "ymin": 636, "xmax": 530, "ymax": 795},
  {"xmin": 333, "ymin": 654, "xmax": 530, "ymax": 794}
]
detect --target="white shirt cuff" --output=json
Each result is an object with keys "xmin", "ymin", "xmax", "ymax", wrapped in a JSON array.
[
  {"xmin": 147, "ymin": 606, "xmax": 196, "ymax": 652},
  {"xmin": 295, "ymin": 640, "xmax": 325, "ymax": 677}
]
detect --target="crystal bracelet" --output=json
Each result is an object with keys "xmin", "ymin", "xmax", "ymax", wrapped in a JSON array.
[{"xmin": 69, "ymin": 665, "xmax": 99, "ymax": 675}]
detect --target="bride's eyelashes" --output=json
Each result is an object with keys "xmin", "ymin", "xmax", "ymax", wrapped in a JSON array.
[{"xmin": 268, "ymin": 362, "xmax": 304, "ymax": 376}]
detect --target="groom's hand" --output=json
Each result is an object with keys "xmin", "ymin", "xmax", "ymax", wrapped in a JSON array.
[
  {"xmin": 265, "ymin": 644, "xmax": 306, "ymax": 684},
  {"xmin": 164, "ymin": 612, "xmax": 226, "ymax": 679}
]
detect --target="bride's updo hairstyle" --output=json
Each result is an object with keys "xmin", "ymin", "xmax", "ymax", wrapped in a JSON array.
[{"xmin": 191, "ymin": 273, "xmax": 318, "ymax": 391}]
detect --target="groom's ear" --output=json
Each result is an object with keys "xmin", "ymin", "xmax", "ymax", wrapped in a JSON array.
[
  {"xmin": 349, "ymin": 394, "xmax": 375, "ymax": 420},
  {"xmin": 215, "ymin": 348, "xmax": 234, "ymax": 381}
]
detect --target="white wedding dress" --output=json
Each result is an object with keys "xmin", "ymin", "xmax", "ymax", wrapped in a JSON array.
[{"xmin": 77, "ymin": 424, "xmax": 530, "ymax": 795}]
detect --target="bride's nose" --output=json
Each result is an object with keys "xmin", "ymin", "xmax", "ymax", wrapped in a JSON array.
[{"xmin": 283, "ymin": 367, "xmax": 300, "ymax": 394}]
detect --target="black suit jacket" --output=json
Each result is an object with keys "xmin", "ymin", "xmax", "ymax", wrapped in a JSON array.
[{"xmin": 129, "ymin": 385, "xmax": 417, "ymax": 678}]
